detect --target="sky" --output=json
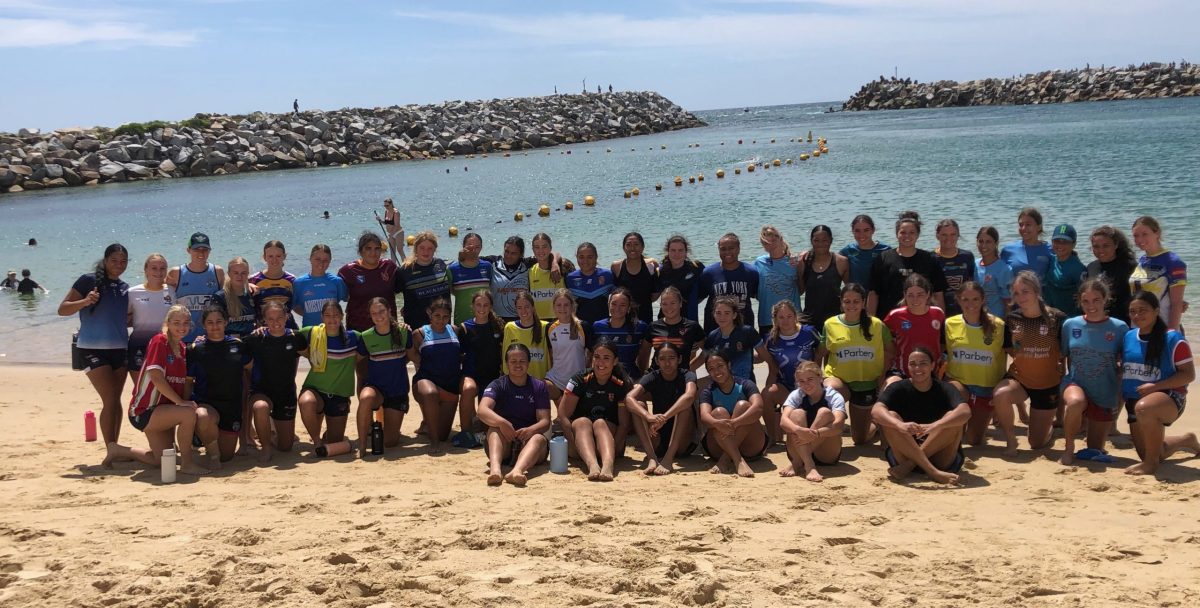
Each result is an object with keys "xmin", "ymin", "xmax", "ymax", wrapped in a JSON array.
[{"xmin": 1, "ymin": 0, "xmax": 1197, "ymax": 132}]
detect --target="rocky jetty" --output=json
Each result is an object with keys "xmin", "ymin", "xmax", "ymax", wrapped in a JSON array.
[
  {"xmin": 0, "ymin": 91, "xmax": 704, "ymax": 195},
  {"xmin": 843, "ymin": 62, "xmax": 1200, "ymax": 111}
]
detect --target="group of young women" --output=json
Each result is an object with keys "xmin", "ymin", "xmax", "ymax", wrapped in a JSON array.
[{"xmin": 60, "ymin": 205, "xmax": 1196, "ymax": 485}]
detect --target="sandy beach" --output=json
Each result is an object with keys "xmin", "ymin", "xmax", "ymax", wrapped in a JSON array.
[{"xmin": 1, "ymin": 362, "xmax": 1198, "ymax": 608}]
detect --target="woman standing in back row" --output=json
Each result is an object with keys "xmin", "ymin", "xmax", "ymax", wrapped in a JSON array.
[
  {"xmin": 1001, "ymin": 207, "xmax": 1053, "ymax": 277},
  {"xmin": 867, "ymin": 211, "xmax": 947, "ymax": 316},
  {"xmin": 1129, "ymin": 216, "xmax": 1187, "ymax": 332}
]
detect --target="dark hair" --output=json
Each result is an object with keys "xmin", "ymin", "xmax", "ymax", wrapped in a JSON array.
[
  {"xmin": 935, "ymin": 219, "xmax": 959, "ymax": 235},
  {"xmin": 1078, "ymin": 278, "xmax": 1111, "ymax": 311},
  {"xmin": 505, "ymin": 342, "xmax": 532, "ymax": 363},
  {"xmin": 902, "ymin": 273, "xmax": 934, "ymax": 302},
  {"xmin": 976, "ymin": 225, "xmax": 1000, "ymax": 243},
  {"xmin": 357, "ymin": 231, "xmax": 383, "ymax": 255},
  {"xmin": 851, "ymin": 215, "xmax": 876, "ymax": 231},
  {"xmin": 91, "ymin": 243, "xmax": 128, "ymax": 313},
  {"xmin": 1131, "ymin": 291, "xmax": 1168, "ymax": 366},
  {"xmin": 201, "ymin": 302, "xmax": 229, "ymax": 324},
  {"xmin": 310, "ymin": 243, "xmax": 332, "ymax": 257},
  {"xmin": 1090, "ymin": 226, "xmax": 1135, "ymax": 263},
  {"xmin": 608, "ymin": 287, "xmax": 640, "ymax": 341},
  {"xmin": 466, "ymin": 290, "xmax": 504, "ymax": 336},
  {"xmin": 425, "ymin": 297, "xmax": 452, "ymax": 321},
  {"xmin": 718, "ymin": 232, "xmax": 740, "ymax": 245},
  {"xmin": 655, "ymin": 341, "xmax": 684, "ymax": 360},
  {"xmin": 839, "ymin": 283, "xmax": 873, "ymax": 342},
  {"xmin": 513, "ymin": 290, "xmax": 543, "ymax": 345},
  {"xmin": 259, "ymin": 300, "xmax": 289, "ymax": 322},
  {"xmin": 663, "ymin": 234, "xmax": 692, "ymax": 258},
  {"xmin": 503, "ymin": 235, "xmax": 526, "ymax": 257},
  {"xmin": 532, "ymin": 232, "xmax": 553, "ymax": 254},
  {"xmin": 577, "ymin": 241, "xmax": 597, "ymax": 257},
  {"xmin": 263, "ymin": 240, "xmax": 286, "ymax": 255},
  {"xmin": 956, "ymin": 281, "xmax": 995, "ymax": 342},
  {"xmin": 21, "ymin": 269, "xmax": 31, "ymax": 278},
  {"xmin": 321, "ymin": 300, "xmax": 346, "ymax": 335},
  {"xmin": 458, "ymin": 232, "xmax": 483, "ymax": 263},
  {"xmin": 1018, "ymin": 207, "xmax": 1044, "ymax": 232},
  {"xmin": 909, "ymin": 345, "xmax": 935, "ymax": 363},
  {"xmin": 1133, "ymin": 215, "xmax": 1162, "ymax": 236},
  {"xmin": 591, "ymin": 339, "xmax": 631, "ymax": 383},
  {"xmin": 712, "ymin": 294, "xmax": 742, "ymax": 326},
  {"xmin": 704, "ymin": 349, "xmax": 732, "ymax": 369},
  {"xmin": 810, "ymin": 224, "xmax": 833, "ymax": 240},
  {"xmin": 895, "ymin": 210, "xmax": 922, "ymax": 234}
]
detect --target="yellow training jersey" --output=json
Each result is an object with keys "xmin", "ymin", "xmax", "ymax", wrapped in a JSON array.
[
  {"xmin": 943, "ymin": 314, "xmax": 1007, "ymax": 390},
  {"xmin": 822, "ymin": 315, "xmax": 891, "ymax": 390},
  {"xmin": 502, "ymin": 320, "xmax": 550, "ymax": 379},
  {"xmin": 528, "ymin": 263, "xmax": 564, "ymax": 321}
]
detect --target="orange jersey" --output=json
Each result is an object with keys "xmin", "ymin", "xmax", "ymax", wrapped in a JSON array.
[{"xmin": 1003, "ymin": 309, "xmax": 1066, "ymax": 389}]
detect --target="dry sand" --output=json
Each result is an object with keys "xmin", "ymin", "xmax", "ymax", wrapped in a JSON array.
[{"xmin": 1, "ymin": 363, "xmax": 1198, "ymax": 608}]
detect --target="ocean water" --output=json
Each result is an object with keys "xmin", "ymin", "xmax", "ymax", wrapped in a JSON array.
[{"xmin": 2, "ymin": 98, "xmax": 1198, "ymax": 363}]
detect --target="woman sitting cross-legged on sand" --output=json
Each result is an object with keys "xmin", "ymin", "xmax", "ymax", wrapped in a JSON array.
[
  {"xmin": 557, "ymin": 341, "xmax": 632, "ymax": 481},
  {"xmin": 119, "ymin": 305, "xmax": 213, "ymax": 476},
  {"xmin": 871, "ymin": 346, "xmax": 970, "ymax": 485},
  {"xmin": 1121, "ymin": 291, "xmax": 1200, "ymax": 476},
  {"xmin": 477, "ymin": 344, "xmax": 553, "ymax": 486},
  {"xmin": 698, "ymin": 350, "xmax": 768, "ymax": 478},
  {"xmin": 625, "ymin": 342, "xmax": 699, "ymax": 476},
  {"xmin": 779, "ymin": 361, "xmax": 847, "ymax": 482}
]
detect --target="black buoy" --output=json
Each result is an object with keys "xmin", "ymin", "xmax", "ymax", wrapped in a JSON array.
[{"xmin": 28, "ymin": 238, "xmax": 38, "ymax": 246}]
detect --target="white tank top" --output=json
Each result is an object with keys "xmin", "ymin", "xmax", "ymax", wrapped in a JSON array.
[{"xmin": 545, "ymin": 319, "xmax": 587, "ymax": 388}]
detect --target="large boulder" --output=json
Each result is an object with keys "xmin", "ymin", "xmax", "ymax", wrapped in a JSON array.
[
  {"xmin": 100, "ymin": 147, "xmax": 131, "ymax": 163},
  {"xmin": 98, "ymin": 162, "xmax": 125, "ymax": 178},
  {"xmin": 61, "ymin": 167, "xmax": 82, "ymax": 186},
  {"xmin": 43, "ymin": 163, "xmax": 63, "ymax": 179},
  {"xmin": 448, "ymin": 136, "xmax": 475, "ymax": 155}
]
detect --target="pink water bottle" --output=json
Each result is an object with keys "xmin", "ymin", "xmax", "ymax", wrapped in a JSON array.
[{"xmin": 84, "ymin": 410, "xmax": 97, "ymax": 442}]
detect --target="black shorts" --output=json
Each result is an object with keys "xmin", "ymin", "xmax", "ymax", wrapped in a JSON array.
[
  {"xmin": 415, "ymin": 373, "xmax": 462, "ymax": 395},
  {"xmin": 653, "ymin": 418, "xmax": 697, "ymax": 459},
  {"xmin": 301, "ymin": 387, "xmax": 351, "ymax": 417},
  {"xmin": 702, "ymin": 430, "xmax": 770, "ymax": 462},
  {"xmin": 381, "ymin": 392, "xmax": 410, "ymax": 413},
  {"xmin": 252, "ymin": 388, "xmax": 298, "ymax": 421},
  {"xmin": 129, "ymin": 406, "xmax": 155, "ymax": 431},
  {"xmin": 1024, "ymin": 385, "xmax": 1060, "ymax": 411},
  {"xmin": 885, "ymin": 443, "xmax": 964, "ymax": 474},
  {"xmin": 1125, "ymin": 391, "xmax": 1186, "ymax": 425},
  {"xmin": 849, "ymin": 388, "xmax": 878, "ymax": 408},
  {"xmin": 127, "ymin": 339, "xmax": 150, "ymax": 371},
  {"xmin": 202, "ymin": 399, "xmax": 242, "ymax": 434},
  {"xmin": 79, "ymin": 348, "xmax": 127, "ymax": 372}
]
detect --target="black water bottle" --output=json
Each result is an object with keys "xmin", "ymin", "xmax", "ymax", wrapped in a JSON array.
[{"xmin": 370, "ymin": 421, "xmax": 384, "ymax": 455}]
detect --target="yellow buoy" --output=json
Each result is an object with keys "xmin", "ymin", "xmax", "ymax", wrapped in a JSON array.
[
  {"xmin": 746, "ymin": 164, "xmax": 755, "ymax": 173},
  {"xmin": 515, "ymin": 212, "xmax": 524, "ymax": 221},
  {"xmin": 623, "ymin": 191, "xmax": 631, "ymax": 199},
  {"xmin": 448, "ymin": 226, "xmax": 459, "ymax": 237},
  {"xmin": 785, "ymin": 159, "xmax": 792, "ymax": 165},
  {"xmin": 381, "ymin": 241, "xmax": 389, "ymax": 252},
  {"xmin": 716, "ymin": 169, "xmax": 725, "ymax": 178},
  {"xmin": 772, "ymin": 158, "xmax": 781, "ymax": 167},
  {"xmin": 584, "ymin": 195, "xmax": 596, "ymax": 206},
  {"xmin": 631, "ymin": 187, "xmax": 640, "ymax": 196},
  {"xmin": 800, "ymin": 153, "xmax": 809, "ymax": 161},
  {"xmin": 406, "ymin": 234, "xmax": 416, "ymax": 246},
  {"xmin": 539, "ymin": 205, "xmax": 550, "ymax": 217},
  {"xmin": 565, "ymin": 201, "xmax": 574, "ymax": 210},
  {"xmin": 813, "ymin": 150, "xmax": 821, "ymax": 157},
  {"xmin": 697, "ymin": 174, "xmax": 705, "ymax": 182},
  {"xmin": 674, "ymin": 176, "xmax": 683, "ymax": 186},
  {"xmin": 655, "ymin": 183, "xmax": 662, "ymax": 191},
  {"xmin": 820, "ymin": 147, "xmax": 829, "ymax": 154},
  {"xmin": 734, "ymin": 168, "xmax": 741, "ymax": 175}
]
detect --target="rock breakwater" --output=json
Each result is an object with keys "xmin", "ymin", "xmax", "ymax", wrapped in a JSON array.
[
  {"xmin": 843, "ymin": 62, "xmax": 1200, "ymax": 111},
  {"xmin": 0, "ymin": 91, "xmax": 704, "ymax": 195}
]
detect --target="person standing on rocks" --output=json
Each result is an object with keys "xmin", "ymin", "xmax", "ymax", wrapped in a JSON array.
[{"xmin": 293, "ymin": 99, "xmax": 299, "ymax": 115}]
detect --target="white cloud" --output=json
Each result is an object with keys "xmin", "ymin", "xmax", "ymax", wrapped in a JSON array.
[{"xmin": 0, "ymin": 18, "xmax": 197, "ymax": 48}]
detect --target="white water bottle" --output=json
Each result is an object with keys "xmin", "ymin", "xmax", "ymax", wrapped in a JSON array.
[
  {"xmin": 549, "ymin": 435, "xmax": 568, "ymax": 474},
  {"xmin": 161, "ymin": 448, "xmax": 177, "ymax": 483}
]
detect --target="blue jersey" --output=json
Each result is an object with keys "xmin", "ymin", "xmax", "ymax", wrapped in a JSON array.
[
  {"xmin": 292, "ymin": 272, "xmax": 348, "ymax": 328},
  {"xmin": 212, "ymin": 289, "xmax": 256, "ymax": 337},
  {"xmin": 356, "ymin": 325, "xmax": 413, "ymax": 398},
  {"xmin": 448, "ymin": 259, "xmax": 493, "ymax": 324},
  {"xmin": 700, "ymin": 377, "xmax": 759, "ymax": 416},
  {"xmin": 1122, "ymin": 329, "xmax": 1192, "ymax": 399},
  {"xmin": 754, "ymin": 254, "xmax": 800, "ymax": 327},
  {"xmin": 414, "ymin": 324, "xmax": 462, "ymax": 387},
  {"xmin": 589, "ymin": 318, "xmax": 648, "ymax": 377},
  {"xmin": 566, "ymin": 268, "xmax": 615, "ymax": 325},
  {"xmin": 766, "ymin": 326, "xmax": 821, "ymax": 390},
  {"xmin": 936, "ymin": 250, "xmax": 975, "ymax": 317},
  {"xmin": 71, "ymin": 274, "xmax": 129, "ymax": 350},
  {"xmin": 1043, "ymin": 253, "xmax": 1086, "ymax": 317},
  {"xmin": 699, "ymin": 262, "xmax": 759, "ymax": 332},
  {"xmin": 976, "ymin": 258, "xmax": 1014, "ymax": 318},
  {"xmin": 1061, "ymin": 316, "xmax": 1128, "ymax": 408},
  {"xmin": 839, "ymin": 242, "xmax": 891, "ymax": 290},
  {"xmin": 704, "ymin": 325, "xmax": 762, "ymax": 380},
  {"xmin": 395, "ymin": 259, "xmax": 452, "ymax": 328},
  {"xmin": 175, "ymin": 263, "xmax": 220, "ymax": 343},
  {"xmin": 1001, "ymin": 241, "xmax": 1053, "ymax": 277}
]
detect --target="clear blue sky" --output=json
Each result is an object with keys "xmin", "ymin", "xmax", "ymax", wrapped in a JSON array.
[{"xmin": 1, "ymin": 0, "xmax": 1196, "ymax": 132}]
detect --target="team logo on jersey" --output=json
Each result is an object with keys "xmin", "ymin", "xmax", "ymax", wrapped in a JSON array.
[
  {"xmin": 598, "ymin": 276, "xmax": 606, "ymax": 285},
  {"xmin": 166, "ymin": 355, "xmax": 175, "ymax": 364},
  {"xmin": 932, "ymin": 320, "xmax": 942, "ymax": 330},
  {"xmin": 285, "ymin": 343, "xmax": 294, "ymax": 351},
  {"xmin": 901, "ymin": 320, "xmax": 912, "ymax": 331},
  {"xmin": 685, "ymin": 273, "xmax": 695, "ymax": 280},
  {"xmin": 1071, "ymin": 328, "xmax": 1082, "ymax": 339},
  {"xmin": 1105, "ymin": 332, "xmax": 1115, "ymax": 342},
  {"xmin": 1039, "ymin": 325, "xmax": 1049, "ymax": 336}
]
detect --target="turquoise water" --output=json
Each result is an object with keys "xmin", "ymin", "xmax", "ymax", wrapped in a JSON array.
[{"xmin": 2, "ymin": 98, "xmax": 1198, "ymax": 363}]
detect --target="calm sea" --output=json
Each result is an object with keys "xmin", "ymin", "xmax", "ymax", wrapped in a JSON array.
[{"xmin": 2, "ymin": 98, "xmax": 1198, "ymax": 363}]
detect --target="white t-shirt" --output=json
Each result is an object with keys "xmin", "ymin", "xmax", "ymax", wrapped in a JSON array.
[
  {"xmin": 545, "ymin": 319, "xmax": 587, "ymax": 388},
  {"xmin": 127, "ymin": 285, "xmax": 174, "ymax": 345},
  {"xmin": 783, "ymin": 385, "xmax": 847, "ymax": 416}
]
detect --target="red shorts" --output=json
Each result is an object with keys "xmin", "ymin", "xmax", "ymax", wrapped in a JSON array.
[
  {"xmin": 967, "ymin": 394, "xmax": 993, "ymax": 411},
  {"xmin": 1084, "ymin": 402, "xmax": 1117, "ymax": 423}
]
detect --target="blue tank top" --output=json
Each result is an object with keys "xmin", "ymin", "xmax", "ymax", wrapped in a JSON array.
[
  {"xmin": 416, "ymin": 325, "xmax": 462, "ymax": 386},
  {"xmin": 176, "ymin": 263, "xmax": 219, "ymax": 343}
]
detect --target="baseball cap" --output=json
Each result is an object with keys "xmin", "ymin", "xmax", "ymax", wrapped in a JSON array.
[
  {"xmin": 1051, "ymin": 224, "xmax": 1076, "ymax": 243},
  {"xmin": 6, "ymin": 270, "xmax": 15, "ymax": 276},
  {"xmin": 188, "ymin": 232, "xmax": 212, "ymax": 250}
]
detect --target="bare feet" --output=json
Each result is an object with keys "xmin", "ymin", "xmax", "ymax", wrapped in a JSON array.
[
  {"xmin": 487, "ymin": 471, "xmax": 503, "ymax": 486},
  {"xmin": 643, "ymin": 459, "xmax": 659, "ymax": 475},
  {"xmin": 1163, "ymin": 433, "xmax": 1200, "ymax": 459},
  {"xmin": 1124, "ymin": 462, "xmax": 1157, "ymax": 476},
  {"xmin": 179, "ymin": 462, "xmax": 210, "ymax": 476},
  {"xmin": 735, "ymin": 459, "xmax": 754, "ymax": 478},
  {"xmin": 1002, "ymin": 437, "xmax": 1019, "ymax": 457},
  {"xmin": 927, "ymin": 469, "xmax": 960, "ymax": 485},
  {"xmin": 258, "ymin": 449, "xmax": 272, "ymax": 464},
  {"xmin": 587, "ymin": 464, "xmax": 602, "ymax": 481},
  {"xmin": 652, "ymin": 462, "xmax": 674, "ymax": 475},
  {"xmin": 778, "ymin": 464, "xmax": 797, "ymax": 478},
  {"xmin": 598, "ymin": 464, "xmax": 614, "ymax": 482},
  {"xmin": 428, "ymin": 441, "xmax": 443, "ymax": 455},
  {"xmin": 1059, "ymin": 450, "xmax": 1075, "ymax": 466},
  {"xmin": 504, "ymin": 471, "xmax": 527, "ymax": 486},
  {"xmin": 709, "ymin": 456, "xmax": 734, "ymax": 475},
  {"xmin": 888, "ymin": 461, "xmax": 915, "ymax": 480},
  {"xmin": 804, "ymin": 467, "xmax": 824, "ymax": 483}
]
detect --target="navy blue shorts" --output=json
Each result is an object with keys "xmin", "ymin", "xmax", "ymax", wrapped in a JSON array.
[{"xmin": 301, "ymin": 387, "xmax": 351, "ymax": 417}]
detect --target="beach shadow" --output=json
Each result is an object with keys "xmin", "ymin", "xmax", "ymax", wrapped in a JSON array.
[
  {"xmin": 887, "ymin": 470, "xmax": 991, "ymax": 490},
  {"xmin": 813, "ymin": 461, "xmax": 862, "ymax": 479},
  {"xmin": 1150, "ymin": 457, "xmax": 1200, "ymax": 484},
  {"xmin": 838, "ymin": 444, "xmax": 884, "ymax": 463}
]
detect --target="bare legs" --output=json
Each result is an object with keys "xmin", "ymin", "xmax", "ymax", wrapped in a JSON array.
[
  {"xmin": 780, "ymin": 408, "xmax": 840, "ymax": 482},
  {"xmin": 88, "ymin": 365, "xmax": 130, "ymax": 468},
  {"xmin": 879, "ymin": 424, "xmax": 962, "ymax": 485},
  {"xmin": 826, "ymin": 377, "xmax": 875, "ymax": 445},
  {"xmin": 1126, "ymin": 394, "xmax": 1198, "ymax": 475},
  {"xmin": 571, "ymin": 417, "xmax": 617, "ymax": 481},
  {"xmin": 414, "ymin": 380, "xmax": 458, "ymax": 452},
  {"xmin": 485, "ymin": 429, "xmax": 548, "ymax": 486},
  {"xmin": 703, "ymin": 401, "xmax": 763, "ymax": 478}
]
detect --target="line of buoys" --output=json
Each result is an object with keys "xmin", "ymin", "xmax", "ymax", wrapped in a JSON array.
[
  {"xmin": 565, "ymin": 201, "xmax": 574, "ymax": 210},
  {"xmin": 716, "ymin": 169, "xmax": 725, "ymax": 178},
  {"xmin": 584, "ymin": 195, "xmax": 595, "ymax": 206},
  {"xmin": 631, "ymin": 187, "xmax": 640, "ymax": 196},
  {"xmin": 538, "ymin": 204, "xmax": 550, "ymax": 217}
]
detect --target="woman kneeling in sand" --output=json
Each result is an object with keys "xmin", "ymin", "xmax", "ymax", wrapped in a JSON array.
[
  {"xmin": 871, "ymin": 346, "xmax": 970, "ymax": 485},
  {"xmin": 557, "ymin": 341, "xmax": 633, "ymax": 481},
  {"xmin": 779, "ymin": 361, "xmax": 847, "ymax": 482},
  {"xmin": 699, "ymin": 350, "xmax": 768, "ymax": 478},
  {"xmin": 477, "ymin": 344, "xmax": 552, "ymax": 486},
  {"xmin": 120, "ymin": 305, "xmax": 213, "ymax": 475}
]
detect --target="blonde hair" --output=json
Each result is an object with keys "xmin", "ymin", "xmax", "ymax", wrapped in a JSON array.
[
  {"xmin": 222, "ymin": 256, "xmax": 251, "ymax": 320},
  {"xmin": 759, "ymin": 225, "xmax": 790, "ymax": 256},
  {"xmin": 403, "ymin": 231, "xmax": 438, "ymax": 269},
  {"xmin": 143, "ymin": 252, "xmax": 167, "ymax": 270},
  {"xmin": 794, "ymin": 360, "xmax": 823, "ymax": 381},
  {"xmin": 162, "ymin": 305, "xmax": 191, "ymax": 357},
  {"xmin": 551, "ymin": 288, "xmax": 584, "ymax": 340}
]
